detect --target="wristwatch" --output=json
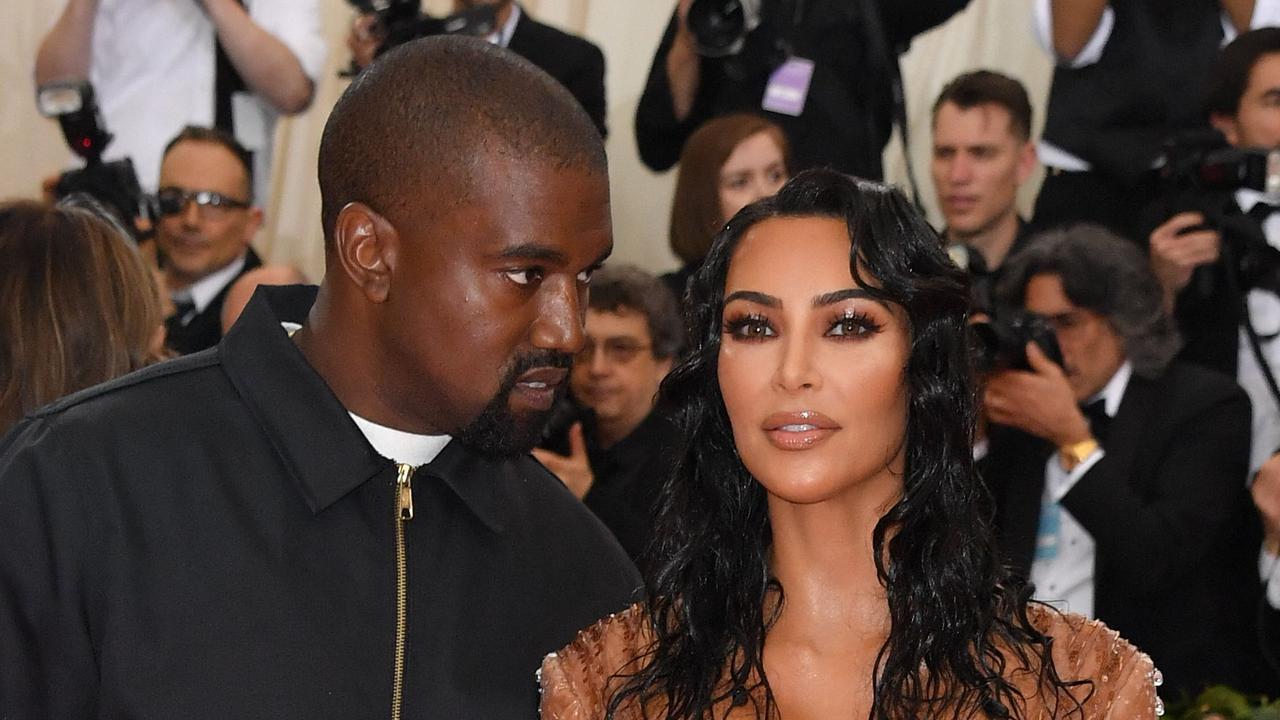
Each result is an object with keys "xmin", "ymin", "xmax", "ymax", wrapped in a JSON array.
[{"xmin": 1058, "ymin": 437, "xmax": 1100, "ymax": 472}]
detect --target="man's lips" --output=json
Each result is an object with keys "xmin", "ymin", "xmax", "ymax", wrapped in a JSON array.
[
  {"xmin": 511, "ymin": 367, "xmax": 568, "ymax": 412},
  {"xmin": 762, "ymin": 410, "xmax": 841, "ymax": 450}
]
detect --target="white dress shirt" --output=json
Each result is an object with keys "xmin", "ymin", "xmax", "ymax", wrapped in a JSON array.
[
  {"xmin": 170, "ymin": 251, "xmax": 247, "ymax": 323},
  {"xmin": 1029, "ymin": 361, "xmax": 1132, "ymax": 618}
]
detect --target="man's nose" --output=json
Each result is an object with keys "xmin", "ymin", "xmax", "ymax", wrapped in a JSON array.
[{"xmin": 530, "ymin": 276, "xmax": 585, "ymax": 354}]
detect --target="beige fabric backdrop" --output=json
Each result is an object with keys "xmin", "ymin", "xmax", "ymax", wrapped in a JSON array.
[{"xmin": 4, "ymin": 0, "xmax": 1049, "ymax": 282}]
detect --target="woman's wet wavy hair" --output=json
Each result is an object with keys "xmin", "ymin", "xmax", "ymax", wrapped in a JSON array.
[{"xmin": 608, "ymin": 169, "xmax": 1087, "ymax": 719}]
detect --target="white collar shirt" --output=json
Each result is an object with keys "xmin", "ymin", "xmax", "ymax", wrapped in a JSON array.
[{"xmin": 1029, "ymin": 361, "xmax": 1132, "ymax": 619}]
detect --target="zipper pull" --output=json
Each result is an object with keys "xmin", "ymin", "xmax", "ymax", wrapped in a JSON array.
[{"xmin": 396, "ymin": 463, "xmax": 414, "ymax": 521}]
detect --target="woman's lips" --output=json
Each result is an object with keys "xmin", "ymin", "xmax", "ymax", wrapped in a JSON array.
[{"xmin": 762, "ymin": 410, "xmax": 841, "ymax": 451}]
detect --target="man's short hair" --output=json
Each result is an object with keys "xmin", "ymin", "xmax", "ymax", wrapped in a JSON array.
[
  {"xmin": 1205, "ymin": 27, "xmax": 1280, "ymax": 118},
  {"xmin": 317, "ymin": 36, "xmax": 607, "ymax": 251},
  {"xmin": 931, "ymin": 70, "xmax": 1033, "ymax": 141},
  {"xmin": 995, "ymin": 224, "xmax": 1181, "ymax": 378},
  {"xmin": 162, "ymin": 126, "xmax": 255, "ymax": 202},
  {"xmin": 588, "ymin": 265, "xmax": 684, "ymax": 360}
]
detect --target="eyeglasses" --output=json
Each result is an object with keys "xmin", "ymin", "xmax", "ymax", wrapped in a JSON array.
[
  {"xmin": 155, "ymin": 187, "xmax": 250, "ymax": 220},
  {"xmin": 576, "ymin": 339, "xmax": 653, "ymax": 364}
]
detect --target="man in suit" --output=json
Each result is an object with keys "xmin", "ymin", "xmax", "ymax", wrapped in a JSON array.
[
  {"xmin": 348, "ymin": 0, "xmax": 607, "ymax": 136},
  {"xmin": 982, "ymin": 224, "xmax": 1263, "ymax": 698},
  {"xmin": 155, "ymin": 126, "xmax": 263, "ymax": 355}
]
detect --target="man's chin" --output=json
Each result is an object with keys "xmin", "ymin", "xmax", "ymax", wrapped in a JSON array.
[{"xmin": 455, "ymin": 406, "xmax": 552, "ymax": 458}]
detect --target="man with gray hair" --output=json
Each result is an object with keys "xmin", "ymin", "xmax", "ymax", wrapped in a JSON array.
[{"xmin": 981, "ymin": 224, "xmax": 1261, "ymax": 698}]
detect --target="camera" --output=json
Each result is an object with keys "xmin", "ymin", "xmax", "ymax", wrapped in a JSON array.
[
  {"xmin": 970, "ymin": 311, "xmax": 1064, "ymax": 374},
  {"xmin": 36, "ymin": 79, "xmax": 153, "ymax": 240},
  {"xmin": 1159, "ymin": 130, "xmax": 1280, "ymax": 295},
  {"xmin": 345, "ymin": 0, "xmax": 498, "ymax": 70},
  {"xmin": 685, "ymin": 0, "xmax": 762, "ymax": 57}
]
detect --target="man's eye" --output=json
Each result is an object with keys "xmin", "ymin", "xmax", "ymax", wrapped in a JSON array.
[{"xmin": 506, "ymin": 268, "xmax": 544, "ymax": 286}]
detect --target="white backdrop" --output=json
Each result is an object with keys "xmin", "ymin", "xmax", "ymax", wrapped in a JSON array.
[{"xmin": 4, "ymin": 0, "xmax": 1049, "ymax": 282}]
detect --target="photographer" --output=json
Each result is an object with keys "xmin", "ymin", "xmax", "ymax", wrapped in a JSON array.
[
  {"xmin": 634, "ymin": 0, "xmax": 969, "ymax": 177},
  {"xmin": 981, "ymin": 224, "xmax": 1262, "ymax": 699},
  {"xmin": 346, "ymin": 0, "xmax": 607, "ymax": 136},
  {"xmin": 35, "ymin": 0, "xmax": 326, "ymax": 200},
  {"xmin": 1031, "ymin": 0, "xmax": 1280, "ymax": 240}
]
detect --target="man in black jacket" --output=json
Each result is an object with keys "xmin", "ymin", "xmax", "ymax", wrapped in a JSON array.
[
  {"xmin": 0, "ymin": 38, "xmax": 639, "ymax": 719},
  {"xmin": 981, "ymin": 224, "xmax": 1264, "ymax": 698},
  {"xmin": 156, "ymin": 126, "xmax": 263, "ymax": 355},
  {"xmin": 634, "ymin": 0, "xmax": 969, "ymax": 178}
]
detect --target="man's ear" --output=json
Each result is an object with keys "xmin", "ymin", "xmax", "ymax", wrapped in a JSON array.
[
  {"xmin": 1211, "ymin": 112, "xmax": 1241, "ymax": 147},
  {"xmin": 333, "ymin": 202, "xmax": 397, "ymax": 303},
  {"xmin": 1015, "ymin": 140, "xmax": 1037, "ymax": 185},
  {"xmin": 241, "ymin": 207, "xmax": 265, "ymax": 247}
]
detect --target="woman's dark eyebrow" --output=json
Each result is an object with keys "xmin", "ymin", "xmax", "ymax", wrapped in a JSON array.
[
  {"xmin": 812, "ymin": 288, "xmax": 882, "ymax": 308},
  {"xmin": 723, "ymin": 290, "xmax": 780, "ymax": 308}
]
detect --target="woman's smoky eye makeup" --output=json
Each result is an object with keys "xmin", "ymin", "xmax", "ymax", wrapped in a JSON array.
[{"xmin": 720, "ymin": 303, "xmax": 885, "ymax": 342}]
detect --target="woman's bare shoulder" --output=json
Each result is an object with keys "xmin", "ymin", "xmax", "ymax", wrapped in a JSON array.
[{"xmin": 539, "ymin": 602, "xmax": 652, "ymax": 720}]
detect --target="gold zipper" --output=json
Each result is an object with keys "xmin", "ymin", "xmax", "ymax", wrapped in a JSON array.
[{"xmin": 392, "ymin": 463, "xmax": 414, "ymax": 720}]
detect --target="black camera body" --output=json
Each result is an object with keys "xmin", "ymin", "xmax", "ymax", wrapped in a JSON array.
[
  {"xmin": 345, "ymin": 0, "xmax": 498, "ymax": 63},
  {"xmin": 1159, "ymin": 131, "xmax": 1280, "ymax": 296},
  {"xmin": 686, "ymin": 0, "xmax": 762, "ymax": 57},
  {"xmin": 36, "ymin": 79, "xmax": 153, "ymax": 240},
  {"xmin": 971, "ymin": 311, "xmax": 1064, "ymax": 374}
]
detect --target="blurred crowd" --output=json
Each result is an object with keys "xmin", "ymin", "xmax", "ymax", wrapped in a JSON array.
[{"xmin": 4, "ymin": 0, "xmax": 1280, "ymax": 709}]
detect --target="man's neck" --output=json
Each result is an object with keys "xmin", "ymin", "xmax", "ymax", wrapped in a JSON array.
[
  {"xmin": 596, "ymin": 411, "xmax": 646, "ymax": 450},
  {"xmin": 948, "ymin": 211, "xmax": 1020, "ymax": 270}
]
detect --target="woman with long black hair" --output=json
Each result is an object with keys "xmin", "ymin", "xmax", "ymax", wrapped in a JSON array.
[{"xmin": 539, "ymin": 169, "xmax": 1158, "ymax": 719}]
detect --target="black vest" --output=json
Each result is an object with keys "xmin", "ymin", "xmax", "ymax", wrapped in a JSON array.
[{"xmin": 1041, "ymin": 0, "xmax": 1222, "ymax": 182}]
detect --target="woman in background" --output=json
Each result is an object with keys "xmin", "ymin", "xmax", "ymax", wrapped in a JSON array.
[
  {"xmin": 0, "ymin": 198, "xmax": 167, "ymax": 434},
  {"xmin": 663, "ymin": 113, "xmax": 790, "ymax": 302},
  {"xmin": 541, "ymin": 170, "xmax": 1158, "ymax": 719}
]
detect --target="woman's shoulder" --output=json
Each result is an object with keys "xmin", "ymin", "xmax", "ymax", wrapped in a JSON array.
[
  {"xmin": 539, "ymin": 602, "xmax": 653, "ymax": 720},
  {"xmin": 1022, "ymin": 604, "xmax": 1163, "ymax": 719}
]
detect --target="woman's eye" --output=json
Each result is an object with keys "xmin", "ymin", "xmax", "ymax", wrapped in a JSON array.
[
  {"xmin": 725, "ymin": 315, "xmax": 775, "ymax": 339},
  {"xmin": 506, "ymin": 268, "xmax": 544, "ymax": 286},
  {"xmin": 827, "ymin": 313, "xmax": 881, "ymax": 338}
]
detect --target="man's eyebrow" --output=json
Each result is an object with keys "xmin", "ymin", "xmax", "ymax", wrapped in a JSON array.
[
  {"xmin": 723, "ymin": 290, "xmax": 780, "ymax": 308},
  {"xmin": 813, "ymin": 288, "xmax": 887, "ymax": 308},
  {"xmin": 496, "ymin": 244, "xmax": 567, "ymax": 264}
]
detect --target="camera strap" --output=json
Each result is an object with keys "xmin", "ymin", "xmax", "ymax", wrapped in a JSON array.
[
  {"xmin": 214, "ymin": 0, "xmax": 249, "ymax": 135},
  {"xmin": 1224, "ymin": 239, "xmax": 1280, "ymax": 414}
]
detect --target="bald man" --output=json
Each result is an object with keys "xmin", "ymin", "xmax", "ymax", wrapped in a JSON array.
[{"xmin": 0, "ymin": 38, "xmax": 640, "ymax": 719}]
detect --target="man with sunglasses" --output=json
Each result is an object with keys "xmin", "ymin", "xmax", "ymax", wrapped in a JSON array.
[
  {"xmin": 154, "ymin": 125, "xmax": 263, "ymax": 355},
  {"xmin": 533, "ymin": 264, "xmax": 683, "ymax": 564}
]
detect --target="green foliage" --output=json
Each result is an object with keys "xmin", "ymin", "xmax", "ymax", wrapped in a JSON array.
[{"xmin": 1163, "ymin": 685, "xmax": 1280, "ymax": 720}]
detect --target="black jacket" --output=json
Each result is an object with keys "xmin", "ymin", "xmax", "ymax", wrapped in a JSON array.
[
  {"xmin": 508, "ymin": 11, "xmax": 607, "ymax": 137},
  {"xmin": 0, "ymin": 286, "xmax": 641, "ymax": 718},
  {"xmin": 982, "ymin": 362, "xmax": 1265, "ymax": 697},
  {"xmin": 163, "ymin": 246, "xmax": 262, "ymax": 356},
  {"xmin": 633, "ymin": 0, "xmax": 968, "ymax": 176}
]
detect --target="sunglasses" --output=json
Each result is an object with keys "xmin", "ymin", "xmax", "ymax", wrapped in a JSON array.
[{"xmin": 155, "ymin": 187, "xmax": 250, "ymax": 219}]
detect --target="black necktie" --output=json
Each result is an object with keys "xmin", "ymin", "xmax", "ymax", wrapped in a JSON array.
[
  {"xmin": 1080, "ymin": 398, "xmax": 1111, "ymax": 446},
  {"xmin": 169, "ymin": 297, "xmax": 196, "ymax": 327},
  {"xmin": 1248, "ymin": 201, "xmax": 1280, "ymax": 224}
]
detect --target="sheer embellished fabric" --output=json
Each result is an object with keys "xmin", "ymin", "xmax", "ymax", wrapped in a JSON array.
[{"xmin": 539, "ymin": 603, "xmax": 1160, "ymax": 719}]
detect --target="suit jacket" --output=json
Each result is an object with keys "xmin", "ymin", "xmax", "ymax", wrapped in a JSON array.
[
  {"xmin": 508, "ymin": 12, "xmax": 607, "ymax": 137},
  {"xmin": 983, "ymin": 361, "xmax": 1265, "ymax": 697},
  {"xmin": 164, "ymin": 247, "xmax": 262, "ymax": 356}
]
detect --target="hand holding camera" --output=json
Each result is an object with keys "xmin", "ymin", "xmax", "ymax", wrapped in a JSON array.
[
  {"xmin": 1149, "ymin": 211, "xmax": 1223, "ymax": 303},
  {"xmin": 983, "ymin": 342, "xmax": 1093, "ymax": 449}
]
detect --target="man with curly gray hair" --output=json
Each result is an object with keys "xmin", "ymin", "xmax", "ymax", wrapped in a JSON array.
[{"xmin": 980, "ymin": 223, "xmax": 1265, "ymax": 698}]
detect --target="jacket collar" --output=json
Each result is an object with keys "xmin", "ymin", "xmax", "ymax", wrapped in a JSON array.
[{"xmin": 218, "ymin": 285, "xmax": 507, "ymax": 532}]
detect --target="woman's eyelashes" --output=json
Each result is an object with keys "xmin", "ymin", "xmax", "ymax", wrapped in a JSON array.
[
  {"xmin": 721, "ymin": 307, "xmax": 884, "ymax": 342},
  {"xmin": 723, "ymin": 312, "xmax": 775, "ymax": 340},
  {"xmin": 826, "ymin": 310, "xmax": 883, "ymax": 339}
]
